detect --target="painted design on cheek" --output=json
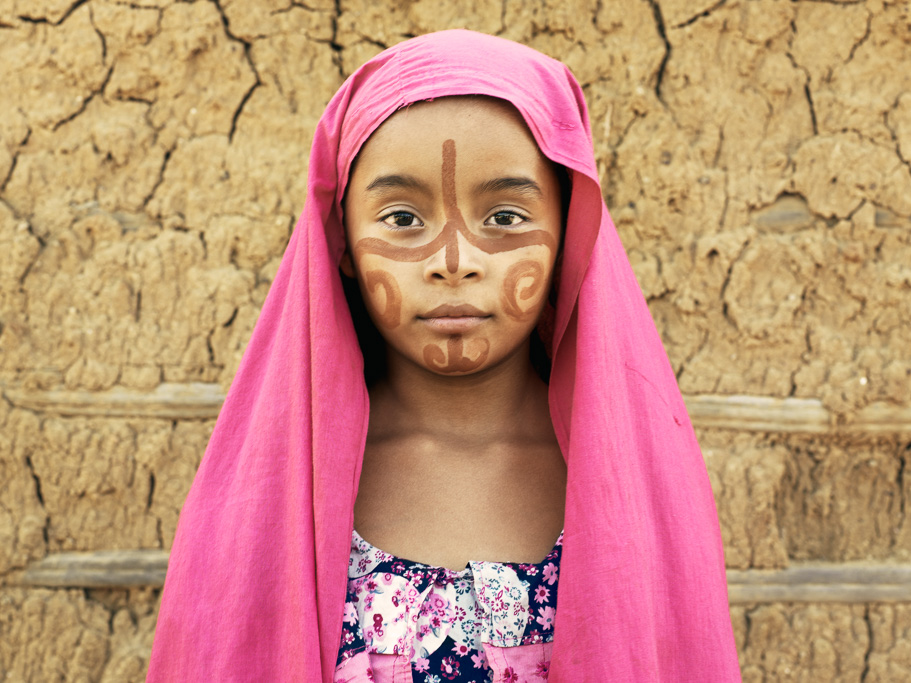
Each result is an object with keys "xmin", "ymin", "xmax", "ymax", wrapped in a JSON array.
[
  {"xmin": 353, "ymin": 140, "xmax": 558, "ymax": 266},
  {"xmin": 364, "ymin": 269, "xmax": 402, "ymax": 328},
  {"xmin": 501, "ymin": 259, "xmax": 547, "ymax": 322},
  {"xmin": 423, "ymin": 336, "xmax": 491, "ymax": 373}
]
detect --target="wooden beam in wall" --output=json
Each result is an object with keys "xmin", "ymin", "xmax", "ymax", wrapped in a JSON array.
[
  {"xmin": 3, "ymin": 382, "xmax": 225, "ymax": 420},
  {"xmin": 17, "ymin": 550, "xmax": 911, "ymax": 603},
  {"xmin": 726, "ymin": 564, "xmax": 911, "ymax": 603},
  {"xmin": 683, "ymin": 394, "xmax": 911, "ymax": 434},
  {"xmin": 19, "ymin": 549, "xmax": 169, "ymax": 589},
  {"xmin": 4, "ymin": 383, "xmax": 911, "ymax": 434}
]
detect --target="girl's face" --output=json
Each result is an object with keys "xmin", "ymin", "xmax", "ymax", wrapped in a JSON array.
[{"xmin": 343, "ymin": 97, "xmax": 562, "ymax": 377}]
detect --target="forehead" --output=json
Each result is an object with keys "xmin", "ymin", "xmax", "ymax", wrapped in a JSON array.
[{"xmin": 350, "ymin": 97, "xmax": 549, "ymax": 177}]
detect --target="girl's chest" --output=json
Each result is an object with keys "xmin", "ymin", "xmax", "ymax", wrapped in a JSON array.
[{"xmin": 354, "ymin": 442, "xmax": 565, "ymax": 570}]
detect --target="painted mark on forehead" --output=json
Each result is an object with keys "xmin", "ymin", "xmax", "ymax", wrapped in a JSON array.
[
  {"xmin": 353, "ymin": 140, "xmax": 558, "ymax": 266},
  {"xmin": 441, "ymin": 139, "xmax": 462, "ymax": 273}
]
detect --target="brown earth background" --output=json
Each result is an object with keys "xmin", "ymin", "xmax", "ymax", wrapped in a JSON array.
[{"xmin": 1, "ymin": 0, "xmax": 911, "ymax": 680}]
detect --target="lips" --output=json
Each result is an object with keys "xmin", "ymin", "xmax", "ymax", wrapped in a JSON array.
[
  {"xmin": 420, "ymin": 303, "xmax": 487, "ymax": 318},
  {"xmin": 418, "ymin": 303, "xmax": 490, "ymax": 334}
]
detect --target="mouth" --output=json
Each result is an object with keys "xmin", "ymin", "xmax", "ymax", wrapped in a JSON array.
[
  {"xmin": 418, "ymin": 303, "xmax": 490, "ymax": 334},
  {"xmin": 421, "ymin": 303, "xmax": 487, "ymax": 318}
]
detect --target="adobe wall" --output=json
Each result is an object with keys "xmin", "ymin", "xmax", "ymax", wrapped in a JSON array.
[{"xmin": 1, "ymin": 0, "xmax": 909, "ymax": 679}]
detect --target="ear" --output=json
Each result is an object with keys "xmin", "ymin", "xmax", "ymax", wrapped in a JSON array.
[{"xmin": 340, "ymin": 248, "xmax": 356, "ymax": 278}]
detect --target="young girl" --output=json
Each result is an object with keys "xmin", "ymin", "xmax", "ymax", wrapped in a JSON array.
[{"xmin": 147, "ymin": 30, "xmax": 740, "ymax": 682}]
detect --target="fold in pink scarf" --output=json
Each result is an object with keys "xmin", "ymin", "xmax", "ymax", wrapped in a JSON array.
[{"xmin": 147, "ymin": 30, "xmax": 741, "ymax": 682}]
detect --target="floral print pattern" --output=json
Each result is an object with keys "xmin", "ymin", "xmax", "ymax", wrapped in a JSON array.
[{"xmin": 335, "ymin": 531, "xmax": 562, "ymax": 682}]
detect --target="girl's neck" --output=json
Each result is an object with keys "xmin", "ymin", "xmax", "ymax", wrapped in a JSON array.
[{"xmin": 369, "ymin": 342, "xmax": 552, "ymax": 447}]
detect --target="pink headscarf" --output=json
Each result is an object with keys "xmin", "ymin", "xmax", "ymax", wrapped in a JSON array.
[{"xmin": 148, "ymin": 30, "xmax": 740, "ymax": 681}]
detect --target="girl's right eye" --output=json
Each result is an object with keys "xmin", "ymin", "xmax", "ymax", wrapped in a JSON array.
[{"xmin": 381, "ymin": 211, "xmax": 422, "ymax": 229}]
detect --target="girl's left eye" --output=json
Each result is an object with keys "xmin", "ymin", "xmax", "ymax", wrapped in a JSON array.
[{"xmin": 486, "ymin": 211, "xmax": 527, "ymax": 227}]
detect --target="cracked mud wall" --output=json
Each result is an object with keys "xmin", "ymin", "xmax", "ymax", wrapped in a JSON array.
[{"xmin": 1, "ymin": 0, "xmax": 910, "ymax": 680}]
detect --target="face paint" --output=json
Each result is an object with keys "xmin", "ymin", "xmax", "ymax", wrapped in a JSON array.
[
  {"xmin": 344, "ymin": 98, "xmax": 564, "ymax": 379},
  {"xmin": 364, "ymin": 269, "xmax": 402, "ymax": 328},
  {"xmin": 501, "ymin": 259, "xmax": 547, "ymax": 322},
  {"xmin": 354, "ymin": 140, "xmax": 558, "ymax": 265},
  {"xmin": 422, "ymin": 336, "xmax": 491, "ymax": 373}
]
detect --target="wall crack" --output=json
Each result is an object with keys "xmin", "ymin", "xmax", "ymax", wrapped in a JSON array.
[{"xmin": 645, "ymin": 0, "xmax": 671, "ymax": 103}]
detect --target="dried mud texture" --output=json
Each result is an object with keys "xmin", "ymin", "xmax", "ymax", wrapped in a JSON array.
[
  {"xmin": 606, "ymin": 0, "xmax": 911, "ymax": 417},
  {"xmin": 732, "ymin": 603, "xmax": 870, "ymax": 682},
  {"xmin": 0, "ymin": 587, "xmax": 159, "ymax": 682},
  {"xmin": 701, "ymin": 430, "xmax": 790, "ymax": 570},
  {"xmin": 2, "ymin": 0, "xmax": 911, "ymax": 681},
  {"xmin": 0, "ymin": 0, "xmax": 340, "ymax": 392},
  {"xmin": 865, "ymin": 604, "xmax": 911, "ymax": 682},
  {"xmin": 702, "ymin": 429, "xmax": 911, "ymax": 569},
  {"xmin": 0, "ymin": 399, "xmax": 213, "ymax": 574}
]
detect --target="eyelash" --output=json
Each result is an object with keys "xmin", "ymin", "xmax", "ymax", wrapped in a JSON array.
[
  {"xmin": 485, "ymin": 210, "xmax": 529, "ymax": 228},
  {"xmin": 380, "ymin": 211, "xmax": 423, "ymax": 230},
  {"xmin": 378, "ymin": 209, "xmax": 530, "ymax": 230}
]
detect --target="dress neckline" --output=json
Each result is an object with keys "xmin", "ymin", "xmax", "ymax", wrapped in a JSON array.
[{"xmin": 351, "ymin": 528, "xmax": 564, "ymax": 572}]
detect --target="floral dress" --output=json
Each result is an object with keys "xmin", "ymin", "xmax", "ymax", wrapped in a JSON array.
[{"xmin": 334, "ymin": 530, "xmax": 562, "ymax": 683}]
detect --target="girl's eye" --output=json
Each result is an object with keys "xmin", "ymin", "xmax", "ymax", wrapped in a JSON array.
[
  {"xmin": 487, "ymin": 211, "xmax": 527, "ymax": 227},
  {"xmin": 381, "ymin": 211, "xmax": 422, "ymax": 229}
]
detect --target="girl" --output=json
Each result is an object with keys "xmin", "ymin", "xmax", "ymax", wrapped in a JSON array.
[{"xmin": 147, "ymin": 30, "xmax": 740, "ymax": 682}]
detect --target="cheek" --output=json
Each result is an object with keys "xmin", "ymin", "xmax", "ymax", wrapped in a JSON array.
[
  {"xmin": 363, "ymin": 268, "xmax": 402, "ymax": 329},
  {"xmin": 500, "ymin": 258, "xmax": 549, "ymax": 322}
]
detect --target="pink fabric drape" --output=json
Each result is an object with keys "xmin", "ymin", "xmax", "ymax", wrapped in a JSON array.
[{"xmin": 147, "ymin": 30, "xmax": 740, "ymax": 681}]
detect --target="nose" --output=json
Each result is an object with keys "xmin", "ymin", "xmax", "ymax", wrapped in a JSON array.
[{"xmin": 424, "ymin": 223, "xmax": 484, "ymax": 284}]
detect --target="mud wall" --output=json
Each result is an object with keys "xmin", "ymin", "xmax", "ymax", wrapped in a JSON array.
[{"xmin": 1, "ymin": 0, "xmax": 910, "ymax": 680}]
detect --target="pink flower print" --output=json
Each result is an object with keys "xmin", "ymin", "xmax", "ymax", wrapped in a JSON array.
[
  {"xmin": 430, "ymin": 593, "xmax": 448, "ymax": 613},
  {"xmin": 542, "ymin": 562, "xmax": 558, "ymax": 585},
  {"xmin": 525, "ymin": 566, "xmax": 539, "ymax": 576},
  {"xmin": 431, "ymin": 615, "xmax": 442, "ymax": 630},
  {"xmin": 451, "ymin": 642, "xmax": 470, "ymax": 656},
  {"xmin": 536, "ymin": 606, "xmax": 556, "ymax": 630},
  {"xmin": 502, "ymin": 667, "xmax": 519, "ymax": 683},
  {"xmin": 534, "ymin": 585, "xmax": 550, "ymax": 604},
  {"xmin": 372, "ymin": 613, "xmax": 385, "ymax": 637},
  {"xmin": 440, "ymin": 656, "xmax": 460, "ymax": 680},
  {"xmin": 365, "ymin": 578, "xmax": 378, "ymax": 592},
  {"xmin": 535, "ymin": 660, "xmax": 550, "ymax": 678},
  {"xmin": 343, "ymin": 602, "xmax": 359, "ymax": 624},
  {"xmin": 342, "ymin": 630, "xmax": 354, "ymax": 644},
  {"xmin": 471, "ymin": 651, "xmax": 489, "ymax": 669},
  {"xmin": 414, "ymin": 657, "xmax": 430, "ymax": 673}
]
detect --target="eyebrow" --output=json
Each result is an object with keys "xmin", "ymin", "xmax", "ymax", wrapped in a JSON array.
[
  {"xmin": 474, "ymin": 176, "xmax": 544, "ymax": 199},
  {"xmin": 365, "ymin": 174, "xmax": 433, "ymax": 195}
]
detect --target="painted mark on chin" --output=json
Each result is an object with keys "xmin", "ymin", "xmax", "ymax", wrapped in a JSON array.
[
  {"xmin": 364, "ymin": 269, "xmax": 402, "ymax": 328},
  {"xmin": 423, "ymin": 336, "xmax": 491, "ymax": 373},
  {"xmin": 501, "ymin": 259, "xmax": 546, "ymax": 322}
]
